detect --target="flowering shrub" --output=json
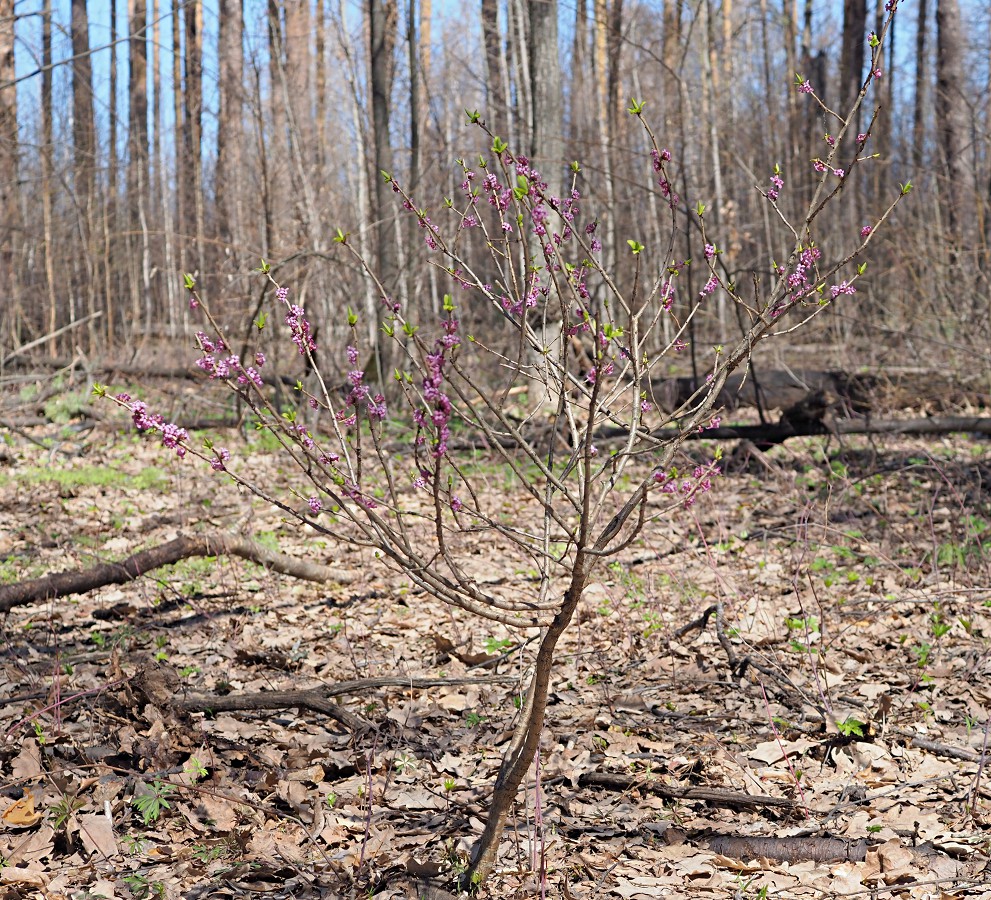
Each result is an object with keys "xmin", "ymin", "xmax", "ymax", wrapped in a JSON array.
[{"xmin": 94, "ymin": 8, "xmax": 905, "ymax": 884}]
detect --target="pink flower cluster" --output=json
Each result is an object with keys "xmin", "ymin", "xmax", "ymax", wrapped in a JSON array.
[
  {"xmin": 195, "ymin": 333, "xmax": 264, "ymax": 388},
  {"xmin": 767, "ymin": 171, "xmax": 784, "ymax": 202},
  {"xmin": 413, "ymin": 319, "xmax": 461, "ymax": 459},
  {"xmin": 276, "ymin": 287, "xmax": 317, "ymax": 356},
  {"xmin": 115, "ymin": 393, "xmax": 189, "ymax": 459},
  {"xmin": 337, "ymin": 345, "xmax": 387, "ymax": 427},
  {"xmin": 652, "ymin": 458, "xmax": 722, "ymax": 509},
  {"xmin": 651, "ymin": 147, "xmax": 679, "ymax": 208}
]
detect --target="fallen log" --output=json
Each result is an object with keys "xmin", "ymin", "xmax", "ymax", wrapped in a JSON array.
[
  {"xmin": 0, "ymin": 532, "xmax": 355, "ymax": 612},
  {"xmin": 176, "ymin": 675, "xmax": 518, "ymax": 732}
]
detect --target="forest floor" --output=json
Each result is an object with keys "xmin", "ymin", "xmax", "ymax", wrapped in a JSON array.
[{"xmin": 1, "ymin": 416, "xmax": 991, "ymax": 899}]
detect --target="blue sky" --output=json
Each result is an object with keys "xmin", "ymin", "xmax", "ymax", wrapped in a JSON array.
[{"xmin": 8, "ymin": 0, "xmax": 988, "ymax": 159}]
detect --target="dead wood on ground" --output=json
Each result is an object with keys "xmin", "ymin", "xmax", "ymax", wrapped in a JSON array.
[
  {"xmin": 176, "ymin": 675, "xmax": 518, "ymax": 733},
  {"xmin": 0, "ymin": 532, "xmax": 356, "ymax": 612}
]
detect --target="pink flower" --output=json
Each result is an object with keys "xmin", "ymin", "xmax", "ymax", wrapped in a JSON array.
[
  {"xmin": 860, "ymin": 225, "xmax": 872, "ymax": 240},
  {"xmin": 798, "ymin": 79, "xmax": 813, "ymax": 94},
  {"xmin": 307, "ymin": 496, "xmax": 322, "ymax": 514}
]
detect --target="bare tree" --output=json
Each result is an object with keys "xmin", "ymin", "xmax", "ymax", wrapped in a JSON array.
[
  {"xmin": 0, "ymin": 0, "xmax": 17, "ymax": 323},
  {"xmin": 216, "ymin": 0, "xmax": 245, "ymax": 251},
  {"xmin": 481, "ymin": 0, "xmax": 507, "ymax": 138},
  {"xmin": 912, "ymin": 0, "xmax": 928, "ymax": 169},
  {"xmin": 369, "ymin": 0, "xmax": 398, "ymax": 300},
  {"xmin": 839, "ymin": 0, "xmax": 867, "ymax": 132},
  {"xmin": 935, "ymin": 0, "xmax": 970, "ymax": 244},
  {"xmin": 129, "ymin": 0, "xmax": 150, "ymax": 334},
  {"xmin": 184, "ymin": 0, "xmax": 205, "ymax": 276},
  {"xmin": 529, "ymin": 0, "xmax": 564, "ymax": 198}
]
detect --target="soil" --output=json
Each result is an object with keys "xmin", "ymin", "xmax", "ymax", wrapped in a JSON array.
[{"xmin": 1, "ymin": 419, "xmax": 990, "ymax": 899}]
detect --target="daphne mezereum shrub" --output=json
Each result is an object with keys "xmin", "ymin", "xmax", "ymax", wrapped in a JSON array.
[{"xmin": 95, "ymin": 6, "xmax": 907, "ymax": 885}]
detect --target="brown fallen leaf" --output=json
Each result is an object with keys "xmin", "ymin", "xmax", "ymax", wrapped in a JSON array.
[
  {"xmin": 78, "ymin": 812, "xmax": 118, "ymax": 859},
  {"xmin": 1, "ymin": 793, "xmax": 42, "ymax": 828}
]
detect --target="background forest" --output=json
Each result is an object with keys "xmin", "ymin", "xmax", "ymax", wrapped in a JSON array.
[{"xmin": 1, "ymin": 0, "xmax": 989, "ymax": 382}]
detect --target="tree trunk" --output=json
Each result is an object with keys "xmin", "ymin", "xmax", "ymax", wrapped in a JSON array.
[
  {"xmin": 0, "ymin": 0, "xmax": 18, "ymax": 322},
  {"xmin": 935, "ymin": 0, "xmax": 970, "ymax": 244},
  {"xmin": 528, "ymin": 0, "xmax": 563, "ymax": 198},
  {"xmin": 481, "ymin": 0, "xmax": 507, "ymax": 137},
  {"xmin": 217, "ymin": 0, "xmax": 244, "ymax": 250},
  {"xmin": 128, "ymin": 0, "xmax": 149, "ymax": 338},
  {"xmin": 369, "ymin": 0, "xmax": 398, "ymax": 295},
  {"xmin": 71, "ymin": 0, "xmax": 97, "ymax": 352},
  {"xmin": 184, "ymin": 0, "xmax": 205, "ymax": 277},
  {"xmin": 41, "ymin": 0, "xmax": 58, "ymax": 353},
  {"xmin": 838, "ymin": 0, "xmax": 866, "ymax": 131}
]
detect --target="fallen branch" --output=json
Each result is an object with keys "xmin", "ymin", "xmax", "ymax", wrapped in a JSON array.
[
  {"xmin": 654, "ymin": 415, "xmax": 991, "ymax": 445},
  {"xmin": 177, "ymin": 676, "xmax": 518, "ymax": 733},
  {"xmin": 705, "ymin": 833, "xmax": 868, "ymax": 862},
  {"xmin": 0, "ymin": 532, "xmax": 357, "ymax": 612},
  {"xmin": 575, "ymin": 771, "xmax": 796, "ymax": 810}
]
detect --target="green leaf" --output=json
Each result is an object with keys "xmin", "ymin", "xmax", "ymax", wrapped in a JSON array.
[
  {"xmin": 626, "ymin": 97, "xmax": 645, "ymax": 115},
  {"xmin": 857, "ymin": 262, "xmax": 867, "ymax": 275},
  {"xmin": 257, "ymin": 259, "xmax": 271, "ymax": 274},
  {"xmin": 443, "ymin": 293, "xmax": 455, "ymax": 312},
  {"xmin": 899, "ymin": 180, "xmax": 913, "ymax": 195},
  {"xmin": 380, "ymin": 169, "xmax": 392, "ymax": 182},
  {"xmin": 465, "ymin": 108, "xmax": 481, "ymax": 124},
  {"xmin": 402, "ymin": 321, "xmax": 418, "ymax": 336},
  {"xmin": 333, "ymin": 228, "xmax": 348, "ymax": 244},
  {"xmin": 183, "ymin": 273, "xmax": 196, "ymax": 290},
  {"xmin": 346, "ymin": 306, "xmax": 358, "ymax": 327},
  {"xmin": 492, "ymin": 135, "xmax": 507, "ymax": 154},
  {"xmin": 570, "ymin": 160, "xmax": 581, "ymax": 173},
  {"xmin": 255, "ymin": 312, "xmax": 267, "ymax": 330},
  {"xmin": 837, "ymin": 718, "xmax": 866, "ymax": 738},
  {"xmin": 627, "ymin": 239, "xmax": 644, "ymax": 255},
  {"xmin": 695, "ymin": 201, "xmax": 706, "ymax": 216},
  {"xmin": 91, "ymin": 383, "xmax": 106, "ymax": 397}
]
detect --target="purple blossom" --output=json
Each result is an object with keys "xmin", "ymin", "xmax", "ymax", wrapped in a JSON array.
[
  {"xmin": 700, "ymin": 276, "xmax": 718, "ymax": 297},
  {"xmin": 860, "ymin": 225, "xmax": 872, "ymax": 240},
  {"xmin": 704, "ymin": 244, "xmax": 716, "ymax": 260},
  {"xmin": 211, "ymin": 447, "xmax": 231, "ymax": 471},
  {"xmin": 450, "ymin": 496, "xmax": 463, "ymax": 512},
  {"xmin": 829, "ymin": 281, "xmax": 857, "ymax": 298},
  {"xmin": 798, "ymin": 79, "xmax": 814, "ymax": 94},
  {"xmin": 307, "ymin": 496, "xmax": 322, "ymax": 515}
]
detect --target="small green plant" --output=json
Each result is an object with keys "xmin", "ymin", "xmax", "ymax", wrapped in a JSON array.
[
  {"xmin": 185, "ymin": 757, "xmax": 208, "ymax": 779},
  {"xmin": 192, "ymin": 842, "xmax": 227, "ymax": 862},
  {"xmin": 49, "ymin": 795, "xmax": 85, "ymax": 830},
  {"xmin": 482, "ymin": 636, "xmax": 513, "ymax": 654},
  {"xmin": 394, "ymin": 751, "xmax": 418, "ymax": 774},
  {"xmin": 122, "ymin": 874, "xmax": 166, "ymax": 899},
  {"xmin": 867, "ymin": 824, "xmax": 883, "ymax": 834},
  {"xmin": 443, "ymin": 777, "xmax": 456, "ymax": 792},
  {"xmin": 132, "ymin": 781, "xmax": 174, "ymax": 825},
  {"xmin": 837, "ymin": 717, "xmax": 866, "ymax": 738},
  {"xmin": 179, "ymin": 665, "xmax": 201, "ymax": 679},
  {"xmin": 465, "ymin": 710, "xmax": 483, "ymax": 728}
]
